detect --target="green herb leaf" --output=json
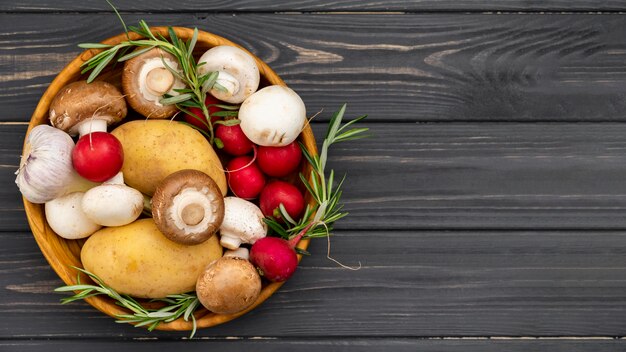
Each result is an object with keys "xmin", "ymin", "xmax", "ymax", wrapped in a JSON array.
[
  {"xmin": 87, "ymin": 51, "xmax": 116, "ymax": 83},
  {"xmin": 213, "ymin": 118, "xmax": 240, "ymax": 126},
  {"xmin": 168, "ymin": 27, "xmax": 179, "ymax": 48},
  {"xmin": 117, "ymin": 46, "xmax": 154, "ymax": 62},
  {"xmin": 201, "ymin": 71, "xmax": 219, "ymax": 94},
  {"xmin": 140, "ymin": 20, "xmax": 154, "ymax": 40},
  {"xmin": 213, "ymin": 81, "xmax": 228, "ymax": 93},
  {"xmin": 211, "ymin": 104, "xmax": 240, "ymax": 111},
  {"xmin": 188, "ymin": 27, "xmax": 198, "ymax": 59},
  {"xmin": 78, "ymin": 43, "xmax": 114, "ymax": 49},
  {"xmin": 106, "ymin": 0, "xmax": 129, "ymax": 35},
  {"xmin": 211, "ymin": 111, "xmax": 238, "ymax": 118},
  {"xmin": 160, "ymin": 93, "xmax": 193, "ymax": 105}
]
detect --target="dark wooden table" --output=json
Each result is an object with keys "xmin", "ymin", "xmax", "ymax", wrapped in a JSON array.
[{"xmin": 3, "ymin": 1, "xmax": 626, "ymax": 350}]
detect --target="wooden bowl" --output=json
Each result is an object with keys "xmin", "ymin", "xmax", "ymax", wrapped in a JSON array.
[{"xmin": 22, "ymin": 27, "xmax": 316, "ymax": 331}]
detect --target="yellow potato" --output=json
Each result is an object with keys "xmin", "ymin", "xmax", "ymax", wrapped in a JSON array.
[
  {"xmin": 111, "ymin": 120, "xmax": 227, "ymax": 196},
  {"xmin": 81, "ymin": 218, "xmax": 222, "ymax": 298}
]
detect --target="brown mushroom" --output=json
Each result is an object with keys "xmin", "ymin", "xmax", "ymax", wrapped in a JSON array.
[
  {"xmin": 122, "ymin": 47, "xmax": 185, "ymax": 119},
  {"xmin": 49, "ymin": 80, "xmax": 127, "ymax": 137},
  {"xmin": 196, "ymin": 257, "xmax": 262, "ymax": 315},
  {"xmin": 151, "ymin": 169, "xmax": 224, "ymax": 245}
]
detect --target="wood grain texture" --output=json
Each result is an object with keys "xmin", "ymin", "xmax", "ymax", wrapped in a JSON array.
[
  {"xmin": 2, "ymin": 339, "xmax": 626, "ymax": 352},
  {"xmin": 3, "ymin": 13, "xmax": 626, "ymax": 123},
  {"xmin": 7, "ymin": 122, "xmax": 626, "ymax": 232},
  {"xmin": 3, "ymin": 4, "xmax": 626, "ymax": 349},
  {"xmin": 4, "ymin": 229, "xmax": 626, "ymax": 337},
  {"xmin": 2, "ymin": 0, "xmax": 626, "ymax": 12}
]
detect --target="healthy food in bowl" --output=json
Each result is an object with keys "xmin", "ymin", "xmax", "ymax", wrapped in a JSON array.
[{"xmin": 16, "ymin": 18, "xmax": 367, "ymax": 336}]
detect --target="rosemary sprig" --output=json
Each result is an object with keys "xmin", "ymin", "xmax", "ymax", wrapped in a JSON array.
[
  {"xmin": 264, "ymin": 104, "xmax": 369, "ymax": 241},
  {"xmin": 55, "ymin": 266, "xmax": 199, "ymax": 338},
  {"xmin": 78, "ymin": 2, "xmax": 220, "ymax": 143}
]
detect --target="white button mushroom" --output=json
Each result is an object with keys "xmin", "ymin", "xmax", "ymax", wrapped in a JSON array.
[
  {"xmin": 219, "ymin": 197, "xmax": 267, "ymax": 250},
  {"xmin": 49, "ymin": 80, "xmax": 127, "ymax": 137},
  {"xmin": 238, "ymin": 85, "xmax": 307, "ymax": 146},
  {"xmin": 45, "ymin": 192, "xmax": 102, "ymax": 239},
  {"xmin": 196, "ymin": 45, "xmax": 260, "ymax": 104},
  {"xmin": 81, "ymin": 172, "xmax": 144, "ymax": 227}
]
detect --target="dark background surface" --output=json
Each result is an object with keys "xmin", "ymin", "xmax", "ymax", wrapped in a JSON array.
[{"xmin": 2, "ymin": 1, "xmax": 626, "ymax": 350}]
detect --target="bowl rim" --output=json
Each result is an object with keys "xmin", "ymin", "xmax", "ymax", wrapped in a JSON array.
[{"xmin": 22, "ymin": 26, "xmax": 317, "ymax": 331}]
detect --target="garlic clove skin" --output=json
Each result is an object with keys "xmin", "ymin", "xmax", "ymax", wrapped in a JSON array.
[
  {"xmin": 45, "ymin": 192, "xmax": 101, "ymax": 239},
  {"xmin": 16, "ymin": 125, "xmax": 87, "ymax": 204}
]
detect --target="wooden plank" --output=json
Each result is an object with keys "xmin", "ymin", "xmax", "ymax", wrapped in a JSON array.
[
  {"xmin": 3, "ymin": 0, "xmax": 626, "ymax": 12},
  {"xmin": 3, "ymin": 13, "xmax": 626, "ymax": 123},
  {"xmin": 2, "ymin": 338, "xmax": 626, "ymax": 352},
  {"xmin": 8, "ymin": 122, "xmax": 626, "ymax": 232},
  {"xmin": 4, "ymin": 229, "xmax": 626, "ymax": 337}
]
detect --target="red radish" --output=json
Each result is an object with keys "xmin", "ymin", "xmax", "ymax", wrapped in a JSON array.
[
  {"xmin": 215, "ymin": 124, "xmax": 254, "ymax": 156},
  {"xmin": 183, "ymin": 95, "xmax": 223, "ymax": 131},
  {"xmin": 227, "ymin": 156, "xmax": 265, "ymax": 199},
  {"xmin": 260, "ymin": 181, "xmax": 305, "ymax": 221},
  {"xmin": 72, "ymin": 132, "xmax": 124, "ymax": 182},
  {"xmin": 249, "ymin": 223, "xmax": 312, "ymax": 282},
  {"xmin": 257, "ymin": 142, "xmax": 302, "ymax": 177}
]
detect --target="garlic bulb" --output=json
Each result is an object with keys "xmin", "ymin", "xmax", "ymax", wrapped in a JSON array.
[{"xmin": 15, "ymin": 124, "xmax": 88, "ymax": 204}]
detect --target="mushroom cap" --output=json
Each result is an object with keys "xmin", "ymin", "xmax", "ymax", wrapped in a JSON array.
[
  {"xmin": 122, "ymin": 48, "xmax": 185, "ymax": 119},
  {"xmin": 49, "ymin": 80, "xmax": 127, "ymax": 136},
  {"xmin": 238, "ymin": 85, "xmax": 306, "ymax": 146},
  {"xmin": 152, "ymin": 169, "xmax": 225, "ymax": 245},
  {"xmin": 81, "ymin": 183, "xmax": 144, "ymax": 227},
  {"xmin": 197, "ymin": 45, "xmax": 260, "ymax": 104},
  {"xmin": 219, "ymin": 196, "xmax": 267, "ymax": 249},
  {"xmin": 45, "ymin": 192, "xmax": 102, "ymax": 239},
  {"xmin": 196, "ymin": 257, "xmax": 261, "ymax": 315}
]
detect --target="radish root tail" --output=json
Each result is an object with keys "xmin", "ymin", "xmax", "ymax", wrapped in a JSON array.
[{"xmin": 319, "ymin": 221, "xmax": 361, "ymax": 271}]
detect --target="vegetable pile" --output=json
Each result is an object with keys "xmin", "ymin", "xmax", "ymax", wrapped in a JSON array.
[{"xmin": 15, "ymin": 9, "xmax": 367, "ymax": 338}]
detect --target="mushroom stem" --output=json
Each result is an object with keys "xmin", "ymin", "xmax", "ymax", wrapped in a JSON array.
[
  {"xmin": 220, "ymin": 232, "xmax": 243, "ymax": 250},
  {"xmin": 143, "ymin": 193, "xmax": 153, "ymax": 215},
  {"xmin": 181, "ymin": 203, "xmax": 205, "ymax": 226},
  {"xmin": 214, "ymin": 71, "xmax": 240, "ymax": 99},
  {"xmin": 145, "ymin": 67, "xmax": 175, "ymax": 96},
  {"xmin": 76, "ymin": 119, "xmax": 109, "ymax": 138},
  {"xmin": 224, "ymin": 247, "xmax": 250, "ymax": 260},
  {"xmin": 169, "ymin": 188, "xmax": 219, "ymax": 234},
  {"xmin": 103, "ymin": 171, "xmax": 124, "ymax": 185}
]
